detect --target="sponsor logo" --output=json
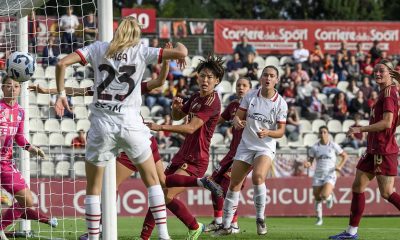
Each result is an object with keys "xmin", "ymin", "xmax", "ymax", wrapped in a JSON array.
[
  {"xmin": 248, "ymin": 112, "xmax": 273, "ymax": 124},
  {"xmin": 94, "ymin": 102, "xmax": 123, "ymax": 113}
]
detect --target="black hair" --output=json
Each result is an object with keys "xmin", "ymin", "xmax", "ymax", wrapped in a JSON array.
[
  {"xmin": 195, "ymin": 54, "xmax": 225, "ymax": 81},
  {"xmin": 2, "ymin": 75, "xmax": 13, "ymax": 84},
  {"xmin": 237, "ymin": 77, "xmax": 252, "ymax": 88},
  {"xmin": 263, "ymin": 65, "xmax": 279, "ymax": 78},
  {"xmin": 319, "ymin": 125, "xmax": 329, "ymax": 133}
]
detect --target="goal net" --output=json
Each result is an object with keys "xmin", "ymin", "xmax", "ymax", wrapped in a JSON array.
[{"xmin": 0, "ymin": 0, "xmax": 96, "ymax": 239}]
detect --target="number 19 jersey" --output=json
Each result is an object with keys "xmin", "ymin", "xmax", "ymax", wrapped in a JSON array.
[{"xmin": 76, "ymin": 41, "xmax": 162, "ymax": 127}]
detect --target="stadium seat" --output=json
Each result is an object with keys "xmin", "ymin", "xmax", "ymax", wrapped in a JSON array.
[
  {"xmin": 219, "ymin": 80, "xmax": 232, "ymax": 94},
  {"xmin": 334, "ymin": 133, "xmax": 346, "ymax": 145},
  {"xmin": 150, "ymin": 105, "xmax": 163, "ymax": 117},
  {"xmin": 48, "ymin": 79, "xmax": 57, "ymax": 89},
  {"xmin": 72, "ymin": 96, "xmax": 85, "ymax": 106},
  {"xmin": 311, "ymin": 119, "xmax": 326, "ymax": 133},
  {"xmin": 32, "ymin": 132, "xmax": 49, "ymax": 146},
  {"xmin": 172, "ymin": 119, "xmax": 184, "ymax": 125},
  {"xmin": 359, "ymin": 120, "xmax": 369, "ymax": 126},
  {"xmin": 84, "ymin": 96, "xmax": 93, "ymax": 104},
  {"xmin": 211, "ymin": 133, "xmax": 224, "ymax": 146},
  {"xmin": 49, "ymin": 133, "xmax": 65, "ymax": 146},
  {"xmin": 33, "ymin": 79, "xmax": 49, "ymax": 88},
  {"xmin": 65, "ymin": 79, "xmax": 80, "ymax": 88},
  {"xmin": 76, "ymin": 119, "xmax": 90, "ymax": 132},
  {"xmin": 337, "ymin": 81, "xmax": 349, "ymax": 92},
  {"xmin": 327, "ymin": 120, "xmax": 342, "ymax": 133},
  {"xmin": 80, "ymin": 79, "xmax": 94, "ymax": 88},
  {"xmin": 28, "ymin": 105, "xmax": 41, "ymax": 118},
  {"xmin": 140, "ymin": 106, "xmax": 151, "ymax": 118},
  {"xmin": 265, "ymin": 56, "xmax": 280, "ymax": 67},
  {"xmin": 222, "ymin": 93, "xmax": 232, "ymax": 106},
  {"xmin": 142, "ymin": 68, "xmax": 152, "ymax": 81},
  {"xmin": 342, "ymin": 119, "xmax": 355, "ymax": 132},
  {"xmin": 44, "ymin": 119, "xmax": 60, "ymax": 132},
  {"xmin": 73, "ymin": 106, "xmax": 88, "ymax": 119},
  {"xmin": 303, "ymin": 133, "xmax": 318, "ymax": 147},
  {"xmin": 191, "ymin": 55, "xmax": 205, "ymax": 68},
  {"xmin": 29, "ymin": 92, "xmax": 37, "ymax": 104},
  {"xmin": 60, "ymin": 119, "xmax": 76, "ymax": 132},
  {"xmin": 182, "ymin": 68, "xmax": 194, "ymax": 77},
  {"xmin": 65, "ymin": 132, "xmax": 78, "ymax": 146},
  {"xmin": 251, "ymin": 80, "xmax": 259, "ymax": 89},
  {"xmin": 311, "ymin": 81, "xmax": 321, "ymax": 89},
  {"xmin": 30, "ymin": 161, "xmax": 39, "ymax": 177},
  {"xmin": 254, "ymin": 56, "xmax": 265, "ymax": 69},
  {"xmin": 44, "ymin": 66, "xmax": 56, "ymax": 79},
  {"xmin": 57, "ymin": 53, "xmax": 68, "ymax": 60},
  {"xmin": 317, "ymin": 93, "xmax": 328, "ymax": 105},
  {"xmin": 55, "ymin": 161, "xmax": 71, "ymax": 177},
  {"xmin": 73, "ymin": 161, "xmax": 86, "ymax": 177},
  {"xmin": 65, "ymin": 67, "xmax": 75, "ymax": 78},
  {"xmin": 184, "ymin": 56, "xmax": 191, "ymax": 68},
  {"xmin": 40, "ymin": 106, "xmax": 56, "ymax": 119},
  {"xmin": 279, "ymin": 56, "xmax": 293, "ymax": 66},
  {"xmin": 32, "ymin": 66, "xmax": 45, "ymax": 79},
  {"xmin": 29, "ymin": 119, "xmax": 44, "ymax": 132},
  {"xmin": 276, "ymin": 135, "xmax": 288, "ymax": 147},
  {"xmin": 299, "ymin": 119, "xmax": 312, "ymax": 133},
  {"xmin": 41, "ymin": 161, "xmax": 55, "ymax": 177},
  {"xmin": 36, "ymin": 94, "xmax": 51, "ymax": 105}
]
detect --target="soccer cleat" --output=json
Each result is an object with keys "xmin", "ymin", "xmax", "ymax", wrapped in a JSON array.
[
  {"xmin": 326, "ymin": 195, "xmax": 334, "ymax": 209},
  {"xmin": 231, "ymin": 225, "xmax": 240, "ymax": 234},
  {"xmin": 315, "ymin": 217, "xmax": 323, "ymax": 226},
  {"xmin": 211, "ymin": 226, "xmax": 232, "ymax": 237},
  {"xmin": 256, "ymin": 218, "xmax": 267, "ymax": 235},
  {"xmin": 78, "ymin": 233, "xmax": 88, "ymax": 240},
  {"xmin": 204, "ymin": 220, "xmax": 222, "ymax": 232},
  {"xmin": 328, "ymin": 231, "xmax": 359, "ymax": 239},
  {"xmin": 185, "ymin": 222, "xmax": 204, "ymax": 240},
  {"xmin": 48, "ymin": 217, "xmax": 58, "ymax": 228},
  {"xmin": 200, "ymin": 177, "xmax": 223, "ymax": 197}
]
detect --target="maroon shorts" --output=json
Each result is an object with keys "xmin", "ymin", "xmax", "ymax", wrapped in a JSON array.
[
  {"xmin": 116, "ymin": 137, "xmax": 161, "ymax": 172},
  {"xmin": 211, "ymin": 153, "xmax": 235, "ymax": 183},
  {"xmin": 164, "ymin": 153, "xmax": 208, "ymax": 178},
  {"xmin": 1, "ymin": 161, "xmax": 28, "ymax": 194},
  {"xmin": 357, "ymin": 152, "xmax": 398, "ymax": 176}
]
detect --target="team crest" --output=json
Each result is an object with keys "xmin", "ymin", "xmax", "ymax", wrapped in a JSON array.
[{"xmin": 191, "ymin": 102, "xmax": 202, "ymax": 112}]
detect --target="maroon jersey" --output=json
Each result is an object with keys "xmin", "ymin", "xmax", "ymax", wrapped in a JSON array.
[
  {"xmin": 367, "ymin": 84, "xmax": 399, "ymax": 155},
  {"xmin": 220, "ymin": 100, "xmax": 243, "ymax": 159},
  {"xmin": 177, "ymin": 91, "xmax": 221, "ymax": 161}
]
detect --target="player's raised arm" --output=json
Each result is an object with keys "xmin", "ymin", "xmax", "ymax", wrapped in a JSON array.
[
  {"xmin": 145, "ymin": 60, "xmax": 170, "ymax": 91},
  {"xmin": 162, "ymin": 42, "xmax": 188, "ymax": 61},
  {"xmin": 171, "ymin": 97, "xmax": 187, "ymax": 120},
  {"xmin": 29, "ymin": 85, "xmax": 92, "ymax": 96}
]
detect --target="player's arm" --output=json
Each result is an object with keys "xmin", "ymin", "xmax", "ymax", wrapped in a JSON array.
[
  {"xmin": 304, "ymin": 157, "xmax": 314, "ymax": 168},
  {"xmin": 233, "ymin": 108, "xmax": 246, "ymax": 129},
  {"xmin": 348, "ymin": 111, "xmax": 393, "ymax": 136},
  {"xmin": 162, "ymin": 42, "xmax": 188, "ymax": 60},
  {"xmin": 145, "ymin": 59, "xmax": 170, "ymax": 91},
  {"xmin": 29, "ymin": 85, "xmax": 92, "ymax": 96},
  {"xmin": 14, "ymin": 116, "xmax": 47, "ymax": 159},
  {"xmin": 217, "ymin": 116, "xmax": 227, "ymax": 125},
  {"xmin": 171, "ymin": 97, "xmax": 187, "ymax": 120},
  {"xmin": 146, "ymin": 116, "xmax": 204, "ymax": 135},
  {"xmin": 258, "ymin": 122, "xmax": 286, "ymax": 139},
  {"xmin": 336, "ymin": 151, "xmax": 348, "ymax": 171}
]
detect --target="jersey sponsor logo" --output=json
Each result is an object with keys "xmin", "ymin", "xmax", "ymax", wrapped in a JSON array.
[
  {"xmin": 248, "ymin": 112, "xmax": 273, "ymax": 124},
  {"xmin": 94, "ymin": 101, "xmax": 123, "ymax": 113}
]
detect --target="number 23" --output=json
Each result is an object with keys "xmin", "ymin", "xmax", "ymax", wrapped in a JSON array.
[{"xmin": 97, "ymin": 64, "xmax": 136, "ymax": 101}]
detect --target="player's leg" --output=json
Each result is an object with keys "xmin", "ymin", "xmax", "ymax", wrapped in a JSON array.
[
  {"xmin": 165, "ymin": 172, "xmax": 222, "ymax": 197},
  {"xmin": 312, "ymin": 186, "xmax": 323, "ymax": 225},
  {"xmin": 155, "ymin": 160, "xmax": 166, "ymax": 188},
  {"xmin": 321, "ymin": 182, "xmax": 335, "ymax": 209},
  {"xmin": 251, "ymin": 154, "xmax": 272, "ymax": 235},
  {"xmin": 376, "ymin": 175, "xmax": 400, "ymax": 210}
]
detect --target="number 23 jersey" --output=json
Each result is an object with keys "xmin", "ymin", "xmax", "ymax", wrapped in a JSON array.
[{"xmin": 76, "ymin": 41, "xmax": 162, "ymax": 127}]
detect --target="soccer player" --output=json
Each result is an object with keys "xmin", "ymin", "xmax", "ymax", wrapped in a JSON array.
[
  {"xmin": 0, "ymin": 76, "xmax": 57, "ymax": 240},
  {"xmin": 204, "ymin": 77, "xmax": 252, "ymax": 233},
  {"xmin": 329, "ymin": 59, "xmax": 400, "ymax": 239},
  {"xmin": 213, "ymin": 65, "xmax": 288, "ymax": 236},
  {"xmin": 54, "ymin": 16, "xmax": 187, "ymax": 240},
  {"xmin": 304, "ymin": 126, "xmax": 348, "ymax": 226},
  {"xmin": 30, "ymin": 57, "xmax": 170, "ymax": 240},
  {"xmin": 142, "ymin": 55, "xmax": 223, "ymax": 240}
]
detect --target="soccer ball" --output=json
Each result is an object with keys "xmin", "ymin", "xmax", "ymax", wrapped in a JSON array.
[{"xmin": 6, "ymin": 51, "xmax": 36, "ymax": 82}]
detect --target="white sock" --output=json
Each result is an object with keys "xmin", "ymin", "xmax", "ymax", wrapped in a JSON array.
[
  {"xmin": 148, "ymin": 185, "xmax": 170, "ymax": 239},
  {"xmin": 197, "ymin": 178, "xmax": 204, "ymax": 187},
  {"xmin": 215, "ymin": 217, "xmax": 222, "ymax": 224},
  {"xmin": 315, "ymin": 201, "xmax": 322, "ymax": 219},
  {"xmin": 347, "ymin": 225, "xmax": 358, "ymax": 235},
  {"xmin": 222, "ymin": 190, "xmax": 239, "ymax": 229},
  {"xmin": 85, "ymin": 195, "xmax": 101, "ymax": 240},
  {"xmin": 253, "ymin": 183, "xmax": 266, "ymax": 220}
]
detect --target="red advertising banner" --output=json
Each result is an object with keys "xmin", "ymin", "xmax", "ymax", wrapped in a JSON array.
[
  {"xmin": 214, "ymin": 20, "xmax": 400, "ymax": 55},
  {"xmin": 121, "ymin": 8, "xmax": 156, "ymax": 33},
  {"xmin": 24, "ymin": 177, "xmax": 400, "ymax": 217}
]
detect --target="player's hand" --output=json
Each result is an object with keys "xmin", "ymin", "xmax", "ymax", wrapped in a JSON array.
[
  {"xmin": 233, "ymin": 116, "xmax": 246, "ymax": 129},
  {"xmin": 28, "ymin": 85, "xmax": 48, "ymax": 94},
  {"xmin": 164, "ymin": 42, "xmax": 173, "ymax": 49},
  {"xmin": 28, "ymin": 145, "xmax": 48, "ymax": 160},
  {"xmin": 347, "ymin": 126, "xmax": 361, "ymax": 137},
  {"xmin": 257, "ymin": 128, "xmax": 269, "ymax": 138},
  {"xmin": 390, "ymin": 69, "xmax": 400, "ymax": 82},
  {"xmin": 145, "ymin": 122, "xmax": 162, "ymax": 131},
  {"xmin": 304, "ymin": 161, "xmax": 312, "ymax": 168},
  {"xmin": 177, "ymin": 58, "xmax": 186, "ymax": 69},
  {"xmin": 172, "ymin": 97, "xmax": 184, "ymax": 111},
  {"xmin": 55, "ymin": 96, "xmax": 72, "ymax": 117}
]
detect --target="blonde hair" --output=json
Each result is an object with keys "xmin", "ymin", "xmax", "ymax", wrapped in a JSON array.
[{"xmin": 105, "ymin": 16, "xmax": 142, "ymax": 58}]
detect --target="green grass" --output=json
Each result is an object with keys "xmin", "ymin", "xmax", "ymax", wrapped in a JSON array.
[{"xmin": 19, "ymin": 216, "xmax": 400, "ymax": 239}]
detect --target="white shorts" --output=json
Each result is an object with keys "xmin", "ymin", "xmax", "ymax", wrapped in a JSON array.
[
  {"xmin": 86, "ymin": 118, "xmax": 152, "ymax": 167},
  {"xmin": 233, "ymin": 142, "xmax": 275, "ymax": 165},
  {"xmin": 312, "ymin": 171, "xmax": 337, "ymax": 187}
]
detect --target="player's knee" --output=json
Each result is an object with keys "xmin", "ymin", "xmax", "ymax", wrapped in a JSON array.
[{"xmin": 251, "ymin": 174, "xmax": 264, "ymax": 185}]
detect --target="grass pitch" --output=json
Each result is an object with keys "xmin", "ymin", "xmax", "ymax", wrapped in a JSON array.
[{"xmin": 23, "ymin": 216, "xmax": 400, "ymax": 239}]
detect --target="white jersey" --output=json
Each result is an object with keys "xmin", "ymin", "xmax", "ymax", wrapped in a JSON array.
[
  {"xmin": 309, "ymin": 141, "xmax": 343, "ymax": 175},
  {"xmin": 239, "ymin": 89, "xmax": 288, "ymax": 153},
  {"xmin": 76, "ymin": 41, "xmax": 162, "ymax": 127}
]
